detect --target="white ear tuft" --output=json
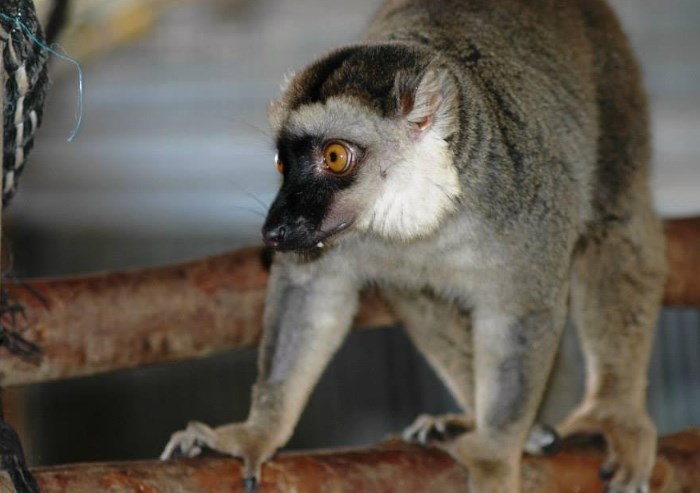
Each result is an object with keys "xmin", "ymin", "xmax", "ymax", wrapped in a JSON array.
[
  {"xmin": 280, "ymin": 71, "xmax": 295, "ymax": 93},
  {"xmin": 268, "ymin": 71, "xmax": 296, "ymax": 132},
  {"xmin": 267, "ymin": 99, "xmax": 285, "ymax": 132},
  {"xmin": 395, "ymin": 67, "xmax": 457, "ymax": 139}
]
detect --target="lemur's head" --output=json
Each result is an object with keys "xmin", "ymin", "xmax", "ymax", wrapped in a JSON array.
[{"xmin": 262, "ymin": 44, "xmax": 462, "ymax": 252}]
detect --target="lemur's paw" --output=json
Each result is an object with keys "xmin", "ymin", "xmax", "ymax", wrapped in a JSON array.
[
  {"xmin": 597, "ymin": 457, "xmax": 652, "ymax": 493},
  {"xmin": 161, "ymin": 421, "xmax": 277, "ymax": 492},
  {"xmin": 523, "ymin": 423, "xmax": 560, "ymax": 456},
  {"xmin": 558, "ymin": 404, "xmax": 656, "ymax": 493},
  {"xmin": 600, "ymin": 461, "xmax": 649, "ymax": 493},
  {"xmin": 160, "ymin": 421, "xmax": 216, "ymax": 459},
  {"xmin": 402, "ymin": 413, "xmax": 473, "ymax": 445}
]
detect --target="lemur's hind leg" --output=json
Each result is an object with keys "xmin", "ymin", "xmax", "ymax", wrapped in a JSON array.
[
  {"xmin": 388, "ymin": 289, "xmax": 560, "ymax": 455},
  {"xmin": 558, "ymin": 205, "xmax": 666, "ymax": 493},
  {"xmin": 384, "ymin": 289, "xmax": 475, "ymax": 444}
]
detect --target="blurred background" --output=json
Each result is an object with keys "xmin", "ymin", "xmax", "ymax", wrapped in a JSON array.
[{"xmin": 2, "ymin": 0, "xmax": 699, "ymax": 466}]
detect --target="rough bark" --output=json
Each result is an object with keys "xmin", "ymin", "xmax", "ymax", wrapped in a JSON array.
[
  {"xmin": 0, "ymin": 431, "xmax": 695, "ymax": 493},
  {"xmin": 0, "ymin": 247, "xmax": 394, "ymax": 386},
  {"xmin": 664, "ymin": 217, "xmax": 700, "ymax": 307},
  {"xmin": 0, "ymin": 217, "xmax": 697, "ymax": 386}
]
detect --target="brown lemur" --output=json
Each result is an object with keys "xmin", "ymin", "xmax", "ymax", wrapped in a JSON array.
[{"xmin": 162, "ymin": 1, "xmax": 667, "ymax": 492}]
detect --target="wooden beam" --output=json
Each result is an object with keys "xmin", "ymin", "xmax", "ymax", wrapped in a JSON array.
[
  {"xmin": 0, "ymin": 247, "xmax": 394, "ymax": 386},
  {"xmin": 2, "ymin": 430, "xmax": 697, "ymax": 493},
  {"xmin": 0, "ymin": 217, "xmax": 698, "ymax": 386},
  {"xmin": 664, "ymin": 217, "xmax": 700, "ymax": 307}
]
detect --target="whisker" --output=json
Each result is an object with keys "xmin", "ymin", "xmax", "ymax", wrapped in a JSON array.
[
  {"xmin": 228, "ymin": 205, "xmax": 267, "ymax": 220},
  {"xmin": 240, "ymin": 121, "xmax": 275, "ymax": 145},
  {"xmin": 222, "ymin": 177, "xmax": 272, "ymax": 215},
  {"xmin": 241, "ymin": 189, "xmax": 270, "ymax": 213}
]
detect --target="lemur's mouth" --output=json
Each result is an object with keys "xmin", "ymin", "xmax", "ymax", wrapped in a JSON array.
[
  {"xmin": 263, "ymin": 220, "xmax": 354, "ymax": 253},
  {"xmin": 314, "ymin": 221, "xmax": 353, "ymax": 249}
]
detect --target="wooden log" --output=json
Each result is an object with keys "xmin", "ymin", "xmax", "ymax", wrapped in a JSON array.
[
  {"xmin": 0, "ymin": 247, "xmax": 271, "ymax": 386},
  {"xmin": 664, "ymin": 217, "xmax": 700, "ymax": 307},
  {"xmin": 1, "ymin": 430, "xmax": 697, "ymax": 493},
  {"xmin": 0, "ymin": 217, "xmax": 698, "ymax": 386},
  {"xmin": 0, "ymin": 247, "xmax": 395, "ymax": 386}
]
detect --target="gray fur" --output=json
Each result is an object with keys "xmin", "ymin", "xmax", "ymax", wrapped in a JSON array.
[
  {"xmin": 490, "ymin": 354, "xmax": 527, "ymax": 429},
  {"xmin": 163, "ymin": 2, "xmax": 666, "ymax": 492}
]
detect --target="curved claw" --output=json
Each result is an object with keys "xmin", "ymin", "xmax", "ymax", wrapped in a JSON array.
[
  {"xmin": 243, "ymin": 475, "xmax": 259, "ymax": 493},
  {"xmin": 402, "ymin": 414, "xmax": 472, "ymax": 445},
  {"xmin": 599, "ymin": 461, "xmax": 617, "ymax": 481},
  {"xmin": 241, "ymin": 448, "xmax": 266, "ymax": 493}
]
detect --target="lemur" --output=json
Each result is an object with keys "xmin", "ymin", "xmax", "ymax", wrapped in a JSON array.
[{"xmin": 163, "ymin": 2, "xmax": 666, "ymax": 492}]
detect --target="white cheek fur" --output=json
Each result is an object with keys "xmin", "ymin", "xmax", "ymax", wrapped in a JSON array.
[{"xmin": 356, "ymin": 131, "xmax": 462, "ymax": 241}]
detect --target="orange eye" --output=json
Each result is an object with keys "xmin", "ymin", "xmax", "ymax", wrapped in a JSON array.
[
  {"xmin": 274, "ymin": 154, "xmax": 284, "ymax": 174},
  {"xmin": 323, "ymin": 142, "xmax": 353, "ymax": 174}
]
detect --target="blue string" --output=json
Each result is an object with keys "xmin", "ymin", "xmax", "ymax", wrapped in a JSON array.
[{"xmin": 0, "ymin": 12, "xmax": 84, "ymax": 142}]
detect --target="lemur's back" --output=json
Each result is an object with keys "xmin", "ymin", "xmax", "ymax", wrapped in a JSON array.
[{"xmin": 368, "ymin": 0, "xmax": 649, "ymax": 223}]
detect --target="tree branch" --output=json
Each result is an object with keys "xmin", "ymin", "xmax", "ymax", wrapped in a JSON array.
[
  {"xmin": 664, "ymin": 217, "xmax": 700, "ymax": 307},
  {"xmin": 0, "ymin": 431, "xmax": 695, "ymax": 493},
  {"xmin": 0, "ymin": 217, "xmax": 697, "ymax": 386}
]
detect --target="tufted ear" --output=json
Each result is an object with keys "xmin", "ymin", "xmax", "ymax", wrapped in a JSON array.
[
  {"xmin": 395, "ymin": 67, "xmax": 458, "ymax": 139},
  {"xmin": 267, "ymin": 99, "xmax": 286, "ymax": 132},
  {"xmin": 267, "ymin": 71, "xmax": 296, "ymax": 132}
]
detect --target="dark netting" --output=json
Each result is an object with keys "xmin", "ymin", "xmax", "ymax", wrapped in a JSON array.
[
  {"xmin": 0, "ymin": 4, "xmax": 47, "ymax": 491},
  {"xmin": 0, "ymin": 0, "xmax": 49, "ymax": 206}
]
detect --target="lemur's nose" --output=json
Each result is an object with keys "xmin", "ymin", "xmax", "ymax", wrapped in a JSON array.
[{"xmin": 262, "ymin": 225, "xmax": 286, "ymax": 248}]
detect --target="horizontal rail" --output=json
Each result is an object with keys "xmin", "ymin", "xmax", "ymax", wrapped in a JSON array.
[
  {"xmin": 663, "ymin": 217, "xmax": 700, "ymax": 307},
  {"xmin": 0, "ymin": 217, "xmax": 698, "ymax": 386},
  {"xmin": 3, "ymin": 430, "xmax": 699, "ymax": 493}
]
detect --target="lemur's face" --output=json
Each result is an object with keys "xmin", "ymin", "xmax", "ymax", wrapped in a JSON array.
[{"xmin": 261, "ymin": 48, "xmax": 462, "ymax": 252}]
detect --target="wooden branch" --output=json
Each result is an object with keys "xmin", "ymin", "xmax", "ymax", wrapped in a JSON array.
[
  {"xmin": 0, "ymin": 247, "xmax": 394, "ymax": 386},
  {"xmin": 664, "ymin": 217, "xmax": 700, "ymax": 307},
  {"xmin": 0, "ymin": 217, "xmax": 698, "ymax": 386},
  {"xmin": 0, "ymin": 430, "xmax": 696, "ymax": 493}
]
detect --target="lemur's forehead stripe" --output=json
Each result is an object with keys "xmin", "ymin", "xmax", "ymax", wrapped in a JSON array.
[
  {"xmin": 285, "ymin": 43, "xmax": 430, "ymax": 117},
  {"xmin": 282, "ymin": 97, "xmax": 384, "ymax": 144},
  {"xmin": 285, "ymin": 46, "xmax": 358, "ymax": 110}
]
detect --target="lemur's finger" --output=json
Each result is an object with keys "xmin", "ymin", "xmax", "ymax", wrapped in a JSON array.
[{"xmin": 524, "ymin": 424, "xmax": 560, "ymax": 456}]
